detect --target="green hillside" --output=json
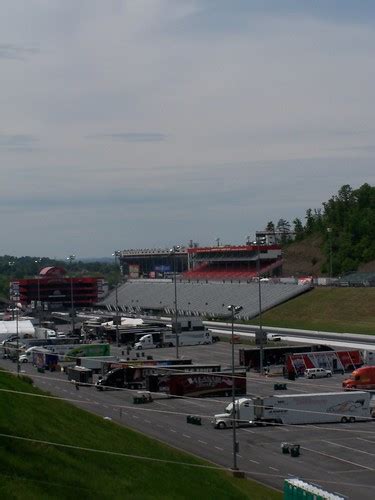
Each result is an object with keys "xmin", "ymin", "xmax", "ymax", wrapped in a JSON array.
[
  {"xmin": 0, "ymin": 372, "xmax": 281, "ymax": 500},
  {"xmin": 256, "ymin": 288, "xmax": 375, "ymax": 334}
]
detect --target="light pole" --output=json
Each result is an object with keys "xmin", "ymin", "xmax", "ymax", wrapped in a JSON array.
[
  {"xmin": 67, "ymin": 255, "xmax": 76, "ymax": 335},
  {"xmin": 34, "ymin": 259, "xmax": 42, "ymax": 326},
  {"xmin": 170, "ymin": 245, "xmax": 181, "ymax": 359},
  {"xmin": 112, "ymin": 251, "xmax": 121, "ymax": 347},
  {"xmin": 15, "ymin": 298, "xmax": 21, "ymax": 376},
  {"xmin": 256, "ymin": 239, "xmax": 264, "ymax": 375},
  {"xmin": 227, "ymin": 304, "xmax": 243, "ymax": 473},
  {"xmin": 327, "ymin": 227, "xmax": 333, "ymax": 280}
]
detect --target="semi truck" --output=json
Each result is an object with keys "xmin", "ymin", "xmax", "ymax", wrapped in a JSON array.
[
  {"xmin": 343, "ymin": 366, "xmax": 375, "ymax": 390},
  {"xmin": 213, "ymin": 392, "xmax": 372, "ymax": 428},
  {"xmin": 134, "ymin": 318, "xmax": 213, "ymax": 350}
]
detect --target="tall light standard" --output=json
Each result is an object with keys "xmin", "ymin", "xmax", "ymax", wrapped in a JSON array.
[
  {"xmin": 327, "ymin": 227, "xmax": 333, "ymax": 280},
  {"xmin": 169, "ymin": 245, "xmax": 181, "ymax": 359},
  {"xmin": 15, "ymin": 298, "xmax": 21, "ymax": 376},
  {"xmin": 256, "ymin": 238, "xmax": 264, "ymax": 375},
  {"xmin": 34, "ymin": 259, "xmax": 42, "ymax": 326},
  {"xmin": 227, "ymin": 304, "xmax": 243, "ymax": 473},
  {"xmin": 67, "ymin": 255, "xmax": 76, "ymax": 335},
  {"xmin": 112, "ymin": 251, "xmax": 121, "ymax": 347}
]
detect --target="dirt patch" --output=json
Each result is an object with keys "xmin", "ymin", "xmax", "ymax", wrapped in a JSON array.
[{"xmin": 282, "ymin": 234, "xmax": 326, "ymax": 276}]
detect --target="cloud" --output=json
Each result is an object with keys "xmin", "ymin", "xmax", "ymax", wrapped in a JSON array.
[
  {"xmin": 86, "ymin": 132, "xmax": 167, "ymax": 143},
  {"xmin": 0, "ymin": 43, "xmax": 38, "ymax": 60},
  {"xmin": 0, "ymin": 134, "xmax": 38, "ymax": 152}
]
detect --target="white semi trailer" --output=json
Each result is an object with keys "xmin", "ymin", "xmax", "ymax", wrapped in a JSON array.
[
  {"xmin": 213, "ymin": 392, "xmax": 372, "ymax": 428},
  {"xmin": 134, "ymin": 318, "xmax": 212, "ymax": 350}
]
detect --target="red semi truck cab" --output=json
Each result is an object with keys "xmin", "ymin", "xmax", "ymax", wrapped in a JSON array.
[{"xmin": 343, "ymin": 366, "xmax": 375, "ymax": 390}]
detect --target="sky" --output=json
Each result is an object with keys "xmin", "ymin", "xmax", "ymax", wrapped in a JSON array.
[{"xmin": 1, "ymin": 0, "xmax": 375, "ymax": 259}]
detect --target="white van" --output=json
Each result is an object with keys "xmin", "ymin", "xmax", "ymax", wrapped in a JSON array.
[{"xmin": 305, "ymin": 368, "xmax": 332, "ymax": 379}]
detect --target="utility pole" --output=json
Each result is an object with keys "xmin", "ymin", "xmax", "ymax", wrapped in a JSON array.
[
  {"xmin": 327, "ymin": 227, "xmax": 333, "ymax": 280},
  {"xmin": 170, "ymin": 246, "xmax": 180, "ymax": 359},
  {"xmin": 67, "ymin": 255, "xmax": 76, "ymax": 335},
  {"xmin": 112, "ymin": 251, "xmax": 121, "ymax": 347},
  {"xmin": 256, "ymin": 240, "xmax": 264, "ymax": 375},
  {"xmin": 227, "ymin": 304, "xmax": 243, "ymax": 474}
]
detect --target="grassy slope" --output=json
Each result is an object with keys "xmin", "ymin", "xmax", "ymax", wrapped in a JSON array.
[
  {"xmin": 254, "ymin": 288, "xmax": 375, "ymax": 334},
  {"xmin": 0, "ymin": 373, "xmax": 281, "ymax": 500}
]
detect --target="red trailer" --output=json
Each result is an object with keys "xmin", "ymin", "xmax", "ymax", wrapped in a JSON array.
[{"xmin": 147, "ymin": 371, "xmax": 247, "ymax": 397}]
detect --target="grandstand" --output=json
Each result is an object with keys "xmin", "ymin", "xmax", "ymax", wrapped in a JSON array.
[
  {"xmin": 101, "ymin": 280, "xmax": 311, "ymax": 320},
  {"xmin": 183, "ymin": 245, "xmax": 282, "ymax": 281}
]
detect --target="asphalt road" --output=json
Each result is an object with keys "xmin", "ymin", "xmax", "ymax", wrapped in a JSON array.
[{"xmin": 1, "ymin": 342, "xmax": 375, "ymax": 499}]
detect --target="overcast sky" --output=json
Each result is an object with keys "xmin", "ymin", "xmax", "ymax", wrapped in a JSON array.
[{"xmin": 1, "ymin": 0, "xmax": 375, "ymax": 259}]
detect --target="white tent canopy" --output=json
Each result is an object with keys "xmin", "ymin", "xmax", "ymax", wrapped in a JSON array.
[{"xmin": 0, "ymin": 320, "xmax": 35, "ymax": 339}]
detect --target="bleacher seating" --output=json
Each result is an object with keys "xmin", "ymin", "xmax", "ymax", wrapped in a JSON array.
[
  {"xmin": 101, "ymin": 280, "xmax": 312, "ymax": 320},
  {"xmin": 183, "ymin": 261, "xmax": 280, "ymax": 281}
]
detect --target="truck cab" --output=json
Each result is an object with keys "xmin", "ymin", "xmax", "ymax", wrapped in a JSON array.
[
  {"xmin": 134, "ymin": 334, "xmax": 157, "ymax": 350},
  {"xmin": 343, "ymin": 366, "xmax": 375, "ymax": 390},
  {"xmin": 213, "ymin": 398, "xmax": 256, "ymax": 429}
]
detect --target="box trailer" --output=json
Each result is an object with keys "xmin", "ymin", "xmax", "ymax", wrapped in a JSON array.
[
  {"xmin": 67, "ymin": 366, "xmax": 93, "ymax": 386},
  {"xmin": 32, "ymin": 350, "xmax": 59, "ymax": 371},
  {"xmin": 213, "ymin": 392, "xmax": 371, "ymax": 428},
  {"xmin": 147, "ymin": 371, "xmax": 247, "ymax": 397}
]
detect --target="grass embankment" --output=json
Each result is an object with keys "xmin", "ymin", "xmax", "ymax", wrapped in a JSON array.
[
  {"xmin": 251, "ymin": 288, "xmax": 375, "ymax": 335},
  {"xmin": 0, "ymin": 372, "xmax": 281, "ymax": 500}
]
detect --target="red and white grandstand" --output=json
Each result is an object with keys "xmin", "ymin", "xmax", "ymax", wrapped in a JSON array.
[{"xmin": 183, "ymin": 245, "xmax": 282, "ymax": 281}]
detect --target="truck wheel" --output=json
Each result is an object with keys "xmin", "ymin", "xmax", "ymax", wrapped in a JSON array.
[
  {"xmin": 169, "ymin": 343, "xmax": 173, "ymax": 348},
  {"xmin": 217, "ymin": 422, "xmax": 226, "ymax": 429},
  {"xmin": 341, "ymin": 416, "xmax": 348, "ymax": 423},
  {"xmin": 349, "ymin": 417, "xmax": 356, "ymax": 423},
  {"xmin": 311, "ymin": 374, "xmax": 316, "ymax": 379},
  {"xmin": 327, "ymin": 373, "xmax": 332, "ymax": 377}
]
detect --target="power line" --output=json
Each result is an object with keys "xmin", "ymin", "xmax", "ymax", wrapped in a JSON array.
[
  {"xmin": 0, "ymin": 432, "xmax": 374, "ymax": 492},
  {"xmin": 0, "ymin": 378, "xmax": 374, "ymax": 430}
]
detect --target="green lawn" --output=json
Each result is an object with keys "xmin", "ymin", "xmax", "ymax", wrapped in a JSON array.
[
  {"xmin": 0, "ymin": 372, "xmax": 281, "ymax": 500},
  {"xmin": 250, "ymin": 288, "xmax": 375, "ymax": 334}
]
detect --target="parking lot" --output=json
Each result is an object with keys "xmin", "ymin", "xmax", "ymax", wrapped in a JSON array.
[{"xmin": 1, "ymin": 340, "xmax": 375, "ymax": 499}]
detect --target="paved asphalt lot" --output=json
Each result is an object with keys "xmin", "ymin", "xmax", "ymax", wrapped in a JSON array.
[{"xmin": 1, "ymin": 341, "xmax": 375, "ymax": 499}]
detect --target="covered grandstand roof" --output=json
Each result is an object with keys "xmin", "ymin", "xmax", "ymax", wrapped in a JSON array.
[{"xmin": 101, "ymin": 280, "xmax": 312, "ymax": 320}]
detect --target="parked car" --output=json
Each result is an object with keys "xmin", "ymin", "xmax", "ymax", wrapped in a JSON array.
[{"xmin": 305, "ymin": 368, "xmax": 332, "ymax": 379}]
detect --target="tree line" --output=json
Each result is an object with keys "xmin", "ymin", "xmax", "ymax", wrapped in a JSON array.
[{"xmin": 265, "ymin": 183, "xmax": 375, "ymax": 276}]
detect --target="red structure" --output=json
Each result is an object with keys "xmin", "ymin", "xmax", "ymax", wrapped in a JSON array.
[
  {"xmin": 10, "ymin": 267, "xmax": 107, "ymax": 309},
  {"xmin": 184, "ymin": 245, "xmax": 282, "ymax": 280}
]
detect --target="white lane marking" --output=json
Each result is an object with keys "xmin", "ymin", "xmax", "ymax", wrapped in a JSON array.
[
  {"xmin": 154, "ymin": 401, "xmax": 170, "ymax": 407},
  {"xmin": 40, "ymin": 381, "xmax": 46, "ymax": 384},
  {"xmin": 183, "ymin": 434, "xmax": 191, "ymax": 439},
  {"xmin": 278, "ymin": 426, "xmax": 290, "ymax": 432},
  {"xmin": 156, "ymin": 424, "xmax": 163, "ymax": 428},
  {"xmin": 86, "ymin": 398, "xmax": 91, "ymax": 402},
  {"xmin": 237, "ymin": 454, "xmax": 242, "ymax": 458},
  {"xmin": 62, "ymin": 389, "xmax": 68, "ymax": 393},
  {"xmin": 357, "ymin": 437, "xmax": 375, "ymax": 445},
  {"xmin": 215, "ymin": 446, "xmax": 224, "ymax": 451},
  {"xmin": 103, "ymin": 405, "xmax": 109, "ymax": 409},
  {"xmin": 302, "ymin": 446, "xmax": 375, "ymax": 471},
  {"xmin": 269, "ymin": 467, "xmax": 279, "ymax": 472},
  {"xmin": 330, "ymin": 468, "xmax": 371, "ymax": 475},
  {"xmin": 132, "ymin": 415, "xmax": 139, "ymax": 419},
  {"xmin": 240, "ymin": 428, "xmax": 256, "ymax": 434},
  {"xmin": 198, "ymin": 440, "xmax": 207, "ymax": 445},
  {"xmin": 326, "ymin": 441, "xmax": 375, "ymax": 457},
  {"xmin": 249, "ymin": 459, "xmax": 259, "ymax": 464},
  {"xmin": 144, "ymin": 419, "xmax": 151, "ymax": 424},
  {"xmin": 170, "ymin": 429, "xmax": 177, "ymax": 433}
]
